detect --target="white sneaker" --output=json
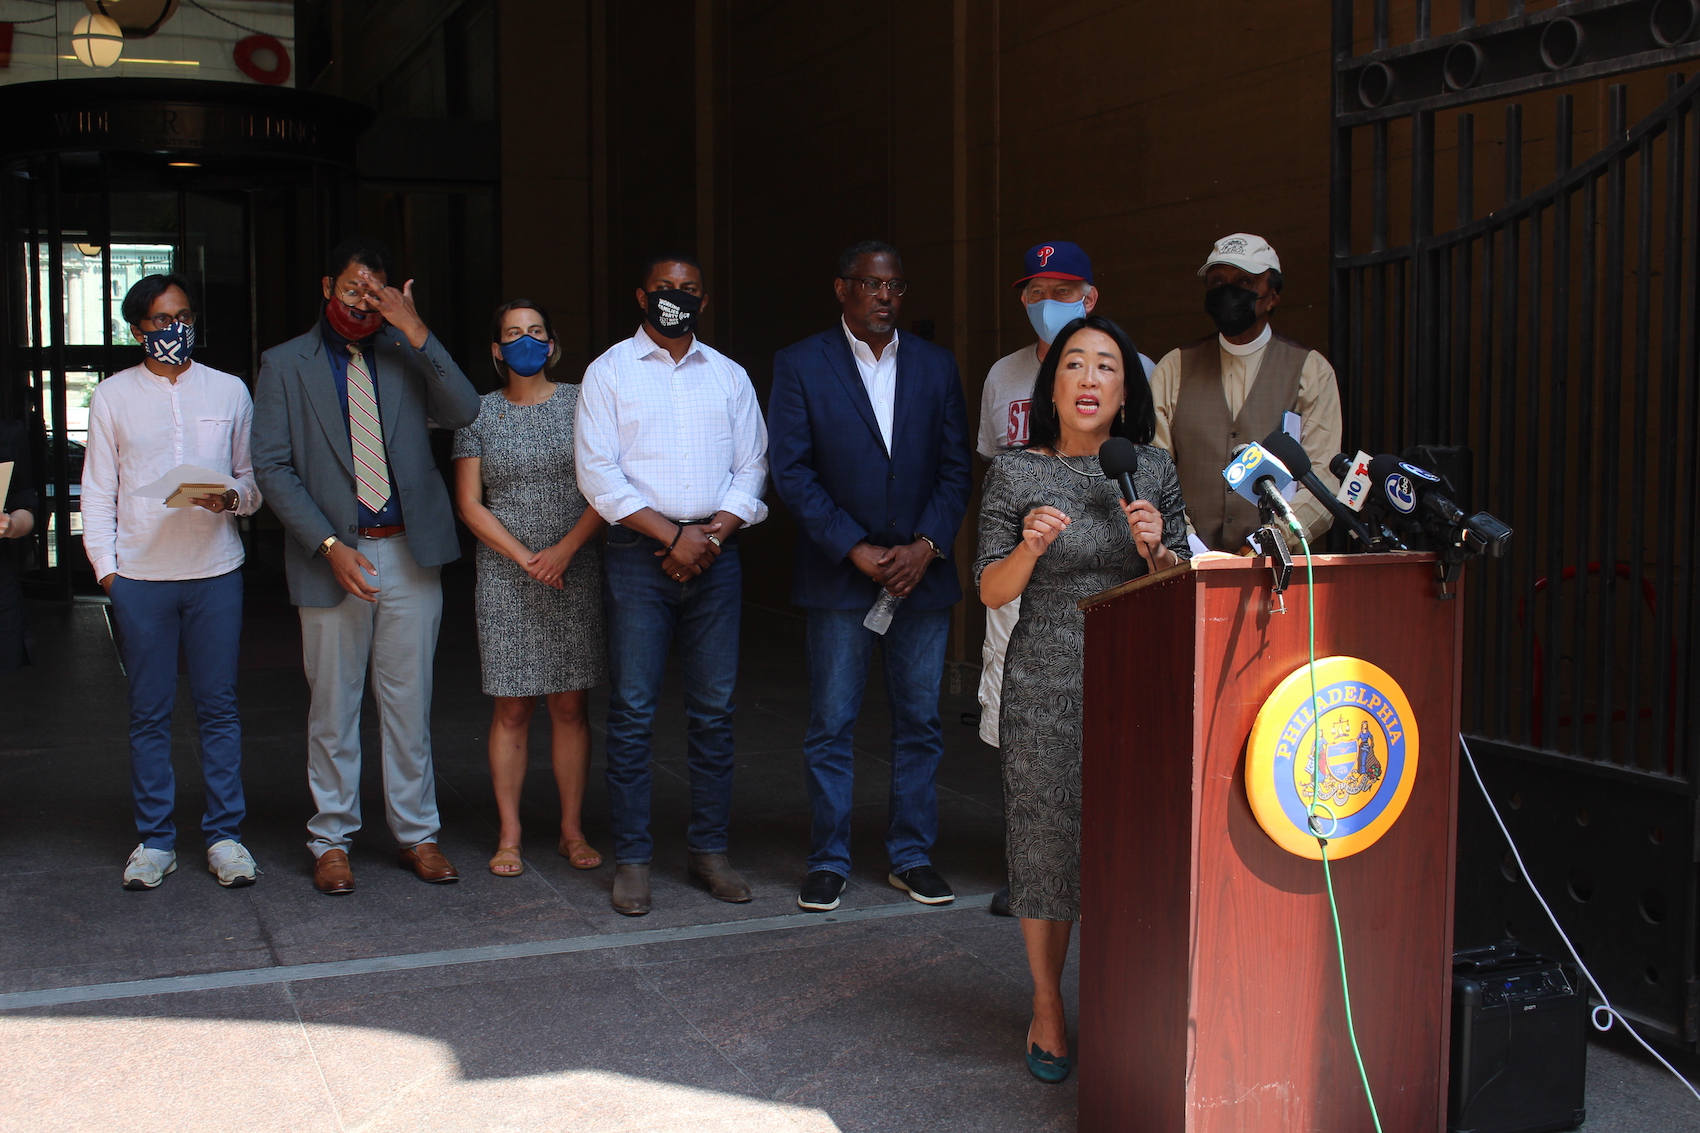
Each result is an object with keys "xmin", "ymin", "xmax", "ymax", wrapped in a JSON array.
[
  {"xmin": 207, "ymin": 839, "xmax": 257, "ymax": 888},
  {"xmin": 122, "ymin": 844, "xmax": 177, "ymax": 890}
]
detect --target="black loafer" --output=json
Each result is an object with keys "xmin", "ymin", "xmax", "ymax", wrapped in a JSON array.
[
  {"xmin": 888, "ymin": 865, "xmax": 954, "ymax": 905},
  {"xmin": 797, "ymin": 870, "xmax": 847, "ymax": 911}
]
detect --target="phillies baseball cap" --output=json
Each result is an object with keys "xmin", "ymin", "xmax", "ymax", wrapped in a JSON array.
[
  {"xmin": 1012, "ymin": 241, "xmax": 1094, "ymax": 287},
  {"xmin": 1198, "ymin": 232, "xmax": 1281, "ymax": 277}
]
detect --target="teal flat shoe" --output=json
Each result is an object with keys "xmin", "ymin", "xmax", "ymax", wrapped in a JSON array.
[{"xmin": 1026, "ymin": 1042, "xmax": 1072, "ymax": 1083}]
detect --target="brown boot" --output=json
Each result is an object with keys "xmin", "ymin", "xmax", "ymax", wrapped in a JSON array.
[
  {"xmin": 689, "ymin": 853, "xmax": 752, "ymax": 903},
  {"xmin": 611, "ymin": 864, "xmax": 651, "ymax": 916},
  {"xmin": 313, "ymin": 848, "xmax": 355, "ymax": 895},
  {"xmin": 398, "ymin": 842, "xmax": 460, "ymax": 883}
]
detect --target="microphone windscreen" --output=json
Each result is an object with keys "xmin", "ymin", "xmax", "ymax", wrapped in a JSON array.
[
  {"xmin": 1098, "ymin": 436, "xmax": 1141, "ymax": 480},
  {"xmin": 1329, "ymin": 453, "xmax": 1352, "ymax": 479},
  {"xmin": 1260, "ymin": 429, "xmax": 1312, "ymax": 477}
]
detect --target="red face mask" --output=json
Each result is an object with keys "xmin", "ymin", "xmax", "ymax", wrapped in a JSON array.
[{"xmin": 325, "ymin": 297, "xmax": 381, "ymax": 341}]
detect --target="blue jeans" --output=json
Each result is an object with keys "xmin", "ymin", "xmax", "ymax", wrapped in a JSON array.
[
  {"xmin": 803, "ymin": 603, "xmax": 950, "ymax": 877},
  {"xmin": 602, "ymin": 528, "xmax": 742, "ymax": 865},
  {"xmin": 108, "ymin": 570, "xmax": 246, "ymax": 851}
]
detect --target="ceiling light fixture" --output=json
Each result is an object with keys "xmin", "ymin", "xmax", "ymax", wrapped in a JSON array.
[{"xmin": 70, "ymin": 14, "xmax": 124, "ymax": 68}]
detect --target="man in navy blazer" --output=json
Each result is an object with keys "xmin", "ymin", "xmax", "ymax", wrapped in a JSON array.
[{"xmin": 768, "ymin": 240, "xmax": 971, "ymax": 912}]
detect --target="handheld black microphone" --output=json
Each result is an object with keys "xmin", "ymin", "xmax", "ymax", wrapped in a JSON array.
[
  {"xmin": 1259, "ymin": 431, "xmax": 1378, "ymax": 549},
  {"xmin": 1099, "ymin": 437, "xmax": 1140, "ymax": 502}
]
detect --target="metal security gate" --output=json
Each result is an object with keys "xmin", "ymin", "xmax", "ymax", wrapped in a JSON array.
[{"xmin": 1331, "ymin": 0, "xmax": 1700, "ymax": 1046}]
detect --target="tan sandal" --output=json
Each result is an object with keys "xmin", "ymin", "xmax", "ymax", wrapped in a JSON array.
[
  {"xmin": 558, "ymin": 838, "xmax": 603, "ymax": 870},
  {"xmin": 488, "ymin": 846, "xmax": 524, "ymax": 877}
]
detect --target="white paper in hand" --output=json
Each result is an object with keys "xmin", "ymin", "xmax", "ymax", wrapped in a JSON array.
[{"xmin": 131, "ymin": 464, "xmax": 237, "ymax": 504}]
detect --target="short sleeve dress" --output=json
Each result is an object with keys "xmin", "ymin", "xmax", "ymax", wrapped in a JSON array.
[
  {"xmin": 453, "ymin": 384, "xmax": 606, "ymax": 697},
  {"xmin": 974, "ymin": 447, "xmax": 1190, "ymax": 921}
]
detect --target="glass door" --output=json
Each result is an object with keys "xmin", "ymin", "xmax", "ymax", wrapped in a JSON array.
[{"xmin": 4, "ymin": 154, "xmax": 252, "ymax": 587}]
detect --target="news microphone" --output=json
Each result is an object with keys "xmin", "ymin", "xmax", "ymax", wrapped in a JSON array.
[
  {"xmin": 1330, "ymin": 451, "xmax": 1375, "ymax": 513},
  {"xmin": 1259, "ymin": 431, "xmax": 1378, "ymax": 549},
  {"xmin": 1366, "ymin": 454, "xmax": 1430, "ymax": 519},
  {"xmin": 1098, "ymin": 437, "xmax": 1140, "ymax": 502},
  {"xmin": 1222, "ymin": 441, "xmax": 1303, "ymax": 537}
]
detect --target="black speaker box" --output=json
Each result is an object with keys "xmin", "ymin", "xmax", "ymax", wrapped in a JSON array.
[{"xmin": 1449, "ymin": 942, "xmax": 1588, "ymax": 1133}]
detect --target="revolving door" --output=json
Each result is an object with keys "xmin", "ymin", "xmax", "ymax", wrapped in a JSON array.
[{"xmin": 0, "ymin": 78, "xmax": 368, "ymax": 592}]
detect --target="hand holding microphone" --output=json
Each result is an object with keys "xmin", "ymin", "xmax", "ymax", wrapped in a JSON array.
[{"xmin": 1101, "ymin": 437, "xmax": 1172, "ymax": 570}]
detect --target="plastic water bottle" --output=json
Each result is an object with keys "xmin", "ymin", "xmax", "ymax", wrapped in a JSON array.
[{"xmin": 863, "ymin": 589, "xmax": 904, "ymax": 635}]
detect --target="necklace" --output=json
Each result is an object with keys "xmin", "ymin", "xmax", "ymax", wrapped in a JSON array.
[{"xmin": 1050, "ymin": 450, "xmax": 1103, "ymax": 479}]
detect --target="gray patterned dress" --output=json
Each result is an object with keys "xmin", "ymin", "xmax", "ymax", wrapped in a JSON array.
[
  {"xmin": 453, "ymin": 384, "xmax": 606, "ymax": 697},
  {"xmin": 974, "ymin": 447, "xmax": 1190, "ymax": 921}
]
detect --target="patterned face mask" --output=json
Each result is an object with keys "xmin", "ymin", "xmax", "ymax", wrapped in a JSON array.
[{"xmin": 142, "ymin": 319, "xmax": 194, "ymax": 365}]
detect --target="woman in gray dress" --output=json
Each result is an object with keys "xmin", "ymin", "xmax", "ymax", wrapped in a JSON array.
[
  {"xmin": 453, "ymin": 300, "xmax": 607, "ymax": 878},
  {"xmin": 976, "ymin": 315, "xmax": 1189, "ymax": 1082}
]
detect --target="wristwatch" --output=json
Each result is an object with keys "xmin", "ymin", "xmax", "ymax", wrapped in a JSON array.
[
  {"xmin": 317, "ymin": 535, "xmax": 339, "ymax": 557},
  {"xmin": 221, "ymin": 488, "xmax": 240, "ymax": 513},
  {"xmin": 918, "ymin": 534, "xmax": 942, "ymax": 559}
]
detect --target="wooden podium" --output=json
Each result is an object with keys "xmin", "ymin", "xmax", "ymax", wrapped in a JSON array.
[{"xmin": 1077, "ymin": 553, "xmax": 1463, "ymax": 1133}]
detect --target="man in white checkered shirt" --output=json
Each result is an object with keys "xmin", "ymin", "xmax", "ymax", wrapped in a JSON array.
[{"xmin": 575, "ymin": 253, "xmax": 768, "ymax": 917}]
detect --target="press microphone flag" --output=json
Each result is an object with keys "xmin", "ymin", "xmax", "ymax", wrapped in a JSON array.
[
  {"xmin": 1223, "ymin": 442, "xmax": 1293, "ymax": 503},
  {"xmin": 1332, "ymin": 451, "xmax": 1374, "ymax": 513},
  {"xmin": 1222, "ymin": 441, "xmax": 1304, "ymax": 539}
]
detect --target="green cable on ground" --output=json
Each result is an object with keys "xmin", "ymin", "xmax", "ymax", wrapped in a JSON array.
[{"xmin": 1296, "ymin": 529, "xmax": 1384, "ymax": 1133}]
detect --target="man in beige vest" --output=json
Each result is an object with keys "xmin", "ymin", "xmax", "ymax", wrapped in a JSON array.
[{"xmin": 1150, "ymin": 233, "xmax": 1343, "ymax": 552}]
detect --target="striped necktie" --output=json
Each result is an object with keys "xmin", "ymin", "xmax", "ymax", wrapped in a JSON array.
[{"xmin": 345, "ymin": 344, "xmax": 392, "ymax": 514}]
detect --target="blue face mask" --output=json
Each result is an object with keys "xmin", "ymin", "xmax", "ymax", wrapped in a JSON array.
[
  {"xmin": 499, "ymin": 333, "xmax": 551, "ymax": 377},
  {"xmin": 1026, "ymin": 297, "xmax": 1086, "ymax": 345},
  {"xmin": 142, "ymin": 320, "xmax": 194, "ymax": 366}
]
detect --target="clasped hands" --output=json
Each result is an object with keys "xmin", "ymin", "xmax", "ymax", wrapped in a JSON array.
[
  {"xmin": 524, "ymin": 540, "xmax": 578, "ymax": 589},
  {"xmin": 656, "ymin": 521, "xmax": 725, "ymax": 582},
  {"xmin": 849, "ymin": 539, "xmax": 935, "ymax": 598},
  {"xmin": 1022, "ymin": 498, "xmax": 1170, "ymax": 569}
]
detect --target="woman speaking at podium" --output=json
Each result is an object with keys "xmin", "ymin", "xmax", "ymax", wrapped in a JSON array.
[{"xmin": 975, "ymin": 315, "xmax": 1189, "ymax": 1083}]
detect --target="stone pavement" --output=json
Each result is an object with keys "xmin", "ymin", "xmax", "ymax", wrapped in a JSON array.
[{"xmin": 0, "ymin": 566, "xmax": 1695, "ymax": 1131}]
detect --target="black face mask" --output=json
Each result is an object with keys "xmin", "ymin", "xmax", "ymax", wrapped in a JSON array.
[
  {"xmin": 1205, "ymin": 284, "xmax": 1262, "ymax": 337},
  {"xmin": 645, "ymin": 288, "xmax": 701, "ymax": 339}
]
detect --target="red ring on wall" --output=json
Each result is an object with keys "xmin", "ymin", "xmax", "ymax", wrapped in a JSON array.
[{"xmin": 234, "ymin": 34, "xmax": 291, "ymax": 86}]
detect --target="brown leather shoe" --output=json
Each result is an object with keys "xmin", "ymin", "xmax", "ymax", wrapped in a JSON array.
[
  {"xmin": 688, "ymin": 853, "xmax": 752, "ymax": 903},
  {"xmin": 611, "ymin": 863, "xmax": 651, "ymax": 916},
  {"xmin": 398, "ymin": 842, "xmax": 460, "ymax": 884},
  {"xmin": 313, "ymin": 848, "xmax": 355, "ymax": 895}
]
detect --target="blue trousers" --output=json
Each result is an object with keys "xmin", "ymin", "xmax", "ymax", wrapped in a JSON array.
[
  {"xmin": 602, "ymin": 529, "xmax": 742, "ymax": 865},
  {"xmin": 803, "ymin": 603, "xmax": 950, "ymax": 877},
  {"xmin": 109, "ymin": 570, "xmax": 246, "ymax": 851}
]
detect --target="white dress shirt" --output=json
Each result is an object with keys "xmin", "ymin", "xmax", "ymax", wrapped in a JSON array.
[
  {"xmin": 575, "ymin": 325, "xmax": 769, "ymax": 526},
  {"xmin": 841, "ymin": 318, "xmax": 897, "ymax": 452},
  {"xmin": 82, "ymin": 360, "xmax": 261, "ymax": 582}
]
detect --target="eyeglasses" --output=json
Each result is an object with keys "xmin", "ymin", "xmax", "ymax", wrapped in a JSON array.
[
  {"xmin": 142, "ymin": 311, "xmax": 196, "ymax": 330},
  {"xmin": 840, "ymin": 276, "xmax": 909, "ymax": 296}
]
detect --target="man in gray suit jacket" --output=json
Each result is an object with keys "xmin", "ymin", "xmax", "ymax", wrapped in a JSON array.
[{"xmin": 253, "ymin": 237, "xmax": 480, "ymax": 894}]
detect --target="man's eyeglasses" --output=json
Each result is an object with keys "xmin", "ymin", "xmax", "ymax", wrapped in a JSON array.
[
  {"xmin": 142, "ymin": 311, "xmax": 196, "ymax": 331},
  {"xmin": 840, "ymin": 276, "xmax": 909, "ymax": 297}
]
